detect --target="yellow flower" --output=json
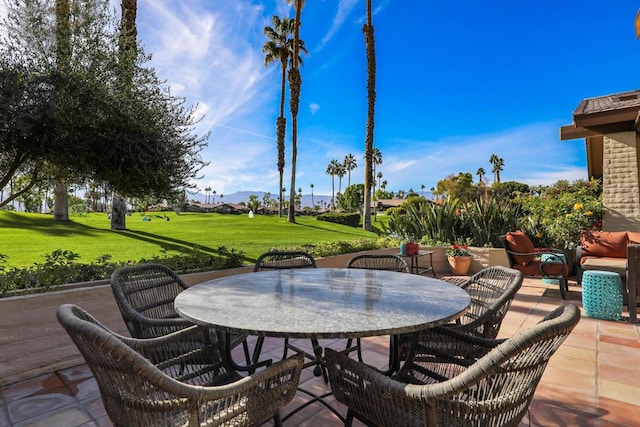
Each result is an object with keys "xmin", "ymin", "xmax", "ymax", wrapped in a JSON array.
[
  {"xmin": 584, "ymin": 211, "xmax": 593, "ymax": 216},
  {"xmin": 574, "ymin": 203, "xmax": 583, "ymax": 211},
  {"xmin": 536, "ymin": 232, "xmax": 544, "ymax": 238}
]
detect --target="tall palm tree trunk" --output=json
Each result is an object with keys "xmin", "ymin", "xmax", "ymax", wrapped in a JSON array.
[
  {"xmin": 362, "ymin": 0, "xmax": 376, "ymax": 231},
  {"xmin": 288, "ymin": 1, "xmax": 303, "ymax": 223},
  {"xmin": 277, "ymin": 59, "xmax": 287, "ymax": 217}
]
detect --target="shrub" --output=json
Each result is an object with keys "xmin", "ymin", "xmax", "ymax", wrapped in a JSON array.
[
  {"xmin": 316, "ymin": 212, "xmax": 361, "ymax": 227},
  {"xmin": 0, "ymin": 246, "xmax": 244, "ymax": 297},
  {"xmin": 522, "ymin": 179, "xmax": 603, "ymax": 250}
]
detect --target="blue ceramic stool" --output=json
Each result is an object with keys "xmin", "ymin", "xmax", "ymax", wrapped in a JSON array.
[
  {"xmin": 581, "ymin": 270, "xmax": 623, "ymax": 321},
  {"xmin": 540, "ymin": 253, "xmax": 566, "ymax": 285}
]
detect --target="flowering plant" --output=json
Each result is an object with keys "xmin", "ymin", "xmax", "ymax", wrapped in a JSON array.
[{"xmin": 445, "ymin": 244, "xmax": 470, "ymax": 257}]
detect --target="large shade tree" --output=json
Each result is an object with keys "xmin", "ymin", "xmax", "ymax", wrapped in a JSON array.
[{"xmin": 0, "ymin": 0, "xmax": 207, "ymax": 219}]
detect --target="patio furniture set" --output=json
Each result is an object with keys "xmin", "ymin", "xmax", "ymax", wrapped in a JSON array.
[
  {"xmin": 56, "ymin": 250, "xmax": 580, "ymax": 426},
  {"xmin": 502, "ymin": 230, "xmax": 639, "ymax": 322}
]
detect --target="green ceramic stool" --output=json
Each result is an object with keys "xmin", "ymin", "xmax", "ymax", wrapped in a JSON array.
[{"xmin": 581, "ymin": 270, "xmax": 623, "ymax": 321}]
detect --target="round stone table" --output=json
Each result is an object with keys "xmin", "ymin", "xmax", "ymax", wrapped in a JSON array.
[{"xmin": 174, "ymin": 268, "xmax": 471, "ymax": 339}]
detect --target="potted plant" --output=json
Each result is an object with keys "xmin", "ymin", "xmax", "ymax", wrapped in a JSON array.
[{"xmin": 445, "ymin": 243, "xmax": 471, "ymax": 275}]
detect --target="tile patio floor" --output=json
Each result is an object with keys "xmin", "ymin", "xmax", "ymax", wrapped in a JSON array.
[{"xmin": 1, "ymin": 275, "xmax": 640, "ymax": 426}]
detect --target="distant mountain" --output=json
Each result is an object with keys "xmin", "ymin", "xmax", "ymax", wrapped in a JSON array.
[{"xmin": 197, "ymin": 191, "xmax": 333, "ymax": 208}]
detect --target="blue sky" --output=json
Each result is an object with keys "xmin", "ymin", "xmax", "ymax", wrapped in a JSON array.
[{"xmin": 114, "ymin": 2, "xmax": 639, "ymax": 197}]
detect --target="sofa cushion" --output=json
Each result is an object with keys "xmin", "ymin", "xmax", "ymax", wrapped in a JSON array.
[
  {"xmin": 580, "ymin": 231, "xmax": 628, "ymax": 259},
  {"xmin": 627, "ymin": 232, "xmax": 640, "ymax": 244},
  {"xmin": 511, "ymin": 260, "xmax": 568, "ymax": 278},
  {"xmin": 580, "ymin": 257, "xmax": 627, "ymax": 275},
  {"xmin": 505, "ymin": 231, "xmax": 535, "ymax": 266}
]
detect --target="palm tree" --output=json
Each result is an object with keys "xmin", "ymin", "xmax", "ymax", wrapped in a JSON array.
[
  {"xmin": 326, "ymin": 159, "xmax": 339, "ymax": 210},
  {"xmin": 263, "ymin": 16, "xmax": 306, "ymax": 218},
  {"xmin": 310, "ymin": 183, "xmax": 314, "ymax": 209},
  {"xmin": 489, "ymin": 154, "xmax": 504, "ymax": 183},
  {"xmin": 343, "ymin": 154, "xmax": 357, "ymax": 188},
  {"xmin": 286, "ymin": 0, "xmax": 306, "ymax": 223},
  {"xmin": 212, "ymin": 190, "xmax": 216, "ymax": 204},
  {"xmin": 376, "ymin": 171, "xmax": 382, "ymax": 193},
  {"xmin": 420, "ymin": 184, "xmax": 426, "ymax": 198},
  {"xmin": 476, "ymin": 167, "xmax": 485, "ymax": 183},
  {"xmin": 362, "ymin": 0, "xmax": 376, "ymax": 231},
  {"xmin": 204, "ymin": 186, "xmax": 211, "ymax": 204},
  {"xmin": 220, "ymin": 194, "xmax": 224, "ymax": 204},
  {"xmin": 336, "ymin": 163, "xmax": 346, "ymax": 196}
]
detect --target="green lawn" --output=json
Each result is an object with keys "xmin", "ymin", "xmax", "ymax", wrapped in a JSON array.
[{"xmin": 0, "ymin": 211, "xmax": 387, "ymax": 268}]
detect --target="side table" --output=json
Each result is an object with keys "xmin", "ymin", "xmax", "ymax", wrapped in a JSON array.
[
  {"xmin": 540, "ymin": 252, "xmax": 567, "ymax": 285},
  {"xmin": 581, "ymin": 270, "xmax": 623, "ymax": 321},
  {"xmin": 397, "ymin": 250, "xmax": 436, "ymax": 277}
]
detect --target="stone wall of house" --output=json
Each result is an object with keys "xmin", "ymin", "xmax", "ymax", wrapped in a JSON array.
[{"xmin": 602, "ymin": 132, "xmax": 640, "ymax": 231}]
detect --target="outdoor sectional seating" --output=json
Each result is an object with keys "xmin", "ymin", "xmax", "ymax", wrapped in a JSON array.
[{"xmin": 576, "ymin": 230, "xmax": 640, "ymax": 284}]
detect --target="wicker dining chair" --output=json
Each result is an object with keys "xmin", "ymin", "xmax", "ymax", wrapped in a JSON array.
[
  {"xmin": 326, "ymin": 304, "xmax": 580, "ymax": 427},
  {"xmin": 345, "ymin": 254, "xmax": 410, "ymax": 365},
  {"xmin": 57, "ymin": 304, "xmax": 304, "ymax": 427},
  {"xmin": 444, "ymin": 265, "xmax": 524, "ymax": 338},
  {"xmin": 393, "ymin": 266, "xmax": 524, "ymax": 368},
  {"xmin": 253, "ymin": 250, "xmax": 318, "ymax": 271},
  {"xmin": 346, "ymin": 254, "xmax": 410, "ymax": 273},
  {"xmin": 252, "ymin": 250, "xmax": 328, "ymax": 380},
  {"xmin": 110, "ymin": 263, "xmax": 257, "ymax": 370}
]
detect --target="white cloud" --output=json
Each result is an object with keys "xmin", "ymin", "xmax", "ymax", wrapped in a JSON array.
[{"xmin": 316, "ymin": 0, "xmax": 360, "ymax": 51}]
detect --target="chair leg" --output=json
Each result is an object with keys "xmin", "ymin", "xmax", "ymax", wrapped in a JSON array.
[{"xmin": 559, "ymin": 277, "xmax": 567, "ymax": 300}]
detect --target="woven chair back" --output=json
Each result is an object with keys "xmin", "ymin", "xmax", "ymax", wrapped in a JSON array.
[
  {"xmin": 253, "ymin": 250, "xmax": 317, "ymax": 271},
  {"xmin": 347, "ymin": 254, "xmax": 410, "ymax": 273},
  {"xmin": 110, "ymin": 263, "xmax": 189, "ymax": 338}
]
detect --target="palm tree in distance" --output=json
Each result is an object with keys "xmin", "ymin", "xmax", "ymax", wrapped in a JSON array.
[
  {"xmin": 336, "ymin": 163, "xmax": 346, "ymax": 196},
  {"xmin": 362, "ymin": 0, "xmax": 376, "ymax": 231},
  {"xmin": 310, "ymin": 183, "xmax": 314, "ymax": 208},
  {"xmin": 212, "ymin": 190, "xmax": 216, "ymax": 204},
  {"xmin": 376, "ymin": 171, "xmax": 382, "ymax": 194},
  {"xmin": 489, "ymin": 154, "xmax": 504, "ymax": 183},
  {"xmin": 263, "ymin": 15, "xmax": 307, "ymax": 218},
  {"xmin": 421, "ymin": 184, "xmax": 425, "ymax": 198},
  {"xmin": 286, "ymin": 0, "xmax": 305, "ymax": 223},
  {"xmin": 204, "ymin": 186, "xmax": 211, "ymax": 204},
  {"xmin": 343, "ymin": 154, "xmax": 357, "ymax": 188},
  {"xmin": 476, "ymin": 167, "xmax": 485, "ymax": 183},
  {"xmin": 326, "ymin": 159, "xmax": 339, "ymax": 210}
]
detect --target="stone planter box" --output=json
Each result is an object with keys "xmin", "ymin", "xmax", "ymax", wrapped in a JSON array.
[{"xmin": 0, "ymin": 246, "xmax": 508, "ymax": 387}]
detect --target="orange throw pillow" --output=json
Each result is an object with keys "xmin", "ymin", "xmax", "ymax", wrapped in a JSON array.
[
  {"xmin": 580, "ymin": 231, "xmax": 628, "ymax": 258},
  {"xmin": 505, "ymin": 231, "xmax": 535, "ymax": 266}
]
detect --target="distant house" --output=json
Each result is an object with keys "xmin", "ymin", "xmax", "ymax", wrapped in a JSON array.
[
  {"xmin": 560, "ymin": 89, "xmax": 640, "ymax": 230},
  {"xmin": 213, "ymin": 203, "xmax": 249, "ymax": 214}
]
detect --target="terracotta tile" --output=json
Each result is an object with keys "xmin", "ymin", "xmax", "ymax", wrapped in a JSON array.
[
  {"xmin": 600, "ymin": 334, "xmax": 640, "ymax": 348},
  {"xmin": 81, "ymin": 395, "xmax": 107, "ymax": 420},
  {"xmin": 599, "ymin": 379, "xmax": 640, "ymax": 406},
  {"xmin": 6, "ymin": 389, "xmax": 77, "ymax": 424},
  {"xmin": 12, "ymin": 403, "xmax": 92, "ymax": 427},
  {"xmin": 1, "ymin": 373, "xmax": 64, "ymax": 403},
  {"xmin": 56, "ymin": 365, "xmax": 93, "ymax": 385},
  {"xmin": 553, "ymin": 344, "xmax": 597, "ymax": 362},
  {"xmin": 597, "ymin": 396, "xmax": 640, "ymax": 426},
  {"xmin": 0, "ymin": 402, "xmax": 10, "ymax": 427},
  {"xmin": 598, "ymin": 363, "xmax": 640, "ymax": 387}
]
